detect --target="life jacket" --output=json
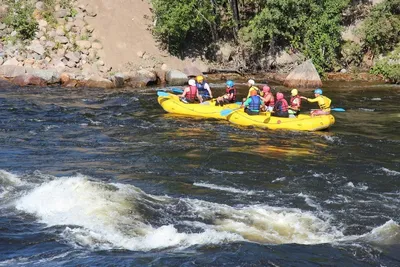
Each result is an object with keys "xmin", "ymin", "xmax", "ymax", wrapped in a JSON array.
[
  {"xmin": 196, "ymin": 82, "xmax": 210, "ymax": 97},
  {"xmin": 264, "ymin": 92, "xmax": 275, "ymax": 107},
  {"xmin": 248, "ymin": 95, "xmax": 261, "ymax": 111},
  {"xmin": 226, "ymin": 87, "xmax": 237, "ymax": 102},
  {"xmin": 290, "ymin": 95, "xmax": 301, "ymax": 109},
  {"xmin": 186, "ymin": 85, "xmax": 198, "ymax": 100},
  {"xmin": 319, "ymin": 95, "xmax": 331, "ymax": 110},
  {"xmin": 275, "ymin": 98, "xmax": 288, "ymax": 112}
]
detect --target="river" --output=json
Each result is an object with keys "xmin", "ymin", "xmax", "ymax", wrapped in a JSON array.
[{"xmin": 0, "ymin": 80, "xmax": 399, "ymax": 266}]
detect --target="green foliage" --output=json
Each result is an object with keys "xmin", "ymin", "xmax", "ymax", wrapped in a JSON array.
[
  {"xmin": 359, "ymin": 0, "xmax": 400, "ymax": 56},
  {"xmin": 3, "ymin": 0, "xmax": 38, "ymax": 40},
  {"xmin": 341, "ymin": 41, "xmax": 363, "ymax": 67},
  {"xmin": 371, "ymin": 44, "xmax": 400, "ymax": 83},
  {"xmin": 152, "ymin": 0, "xmax": 232, "ymax": 56},
  {"xmin": 239, "ymin": 0, "xmax": 349, "ymax": 74},
  {"xmin": 42, "ymin": 0, "xmax": 58, "ymax": 26}
]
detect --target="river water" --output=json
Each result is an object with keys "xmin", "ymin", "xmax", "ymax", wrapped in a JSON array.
[{"xmin": 0, "ymin": 80, "xmax": 399, "ymax": 266}]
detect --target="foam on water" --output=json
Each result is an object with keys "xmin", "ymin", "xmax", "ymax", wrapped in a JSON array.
[
  {"xmin": 381, "ymin": 167, "xmax": 400, "ymax": 176},
  {"xmin": 0, "ymin": 170, "xmax": 27, "ymax": 200},
  {"xmin": 193, "ymin": 182, "xmax": 258, "ymax": 195},
  {"xmin": 14, "ymin": 174, "xmax": 400, "ymax": 251}
]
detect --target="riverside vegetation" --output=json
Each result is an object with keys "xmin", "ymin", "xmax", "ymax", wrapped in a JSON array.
[{"xmin": 152, "ymin": 0, "xmax": 400, "ymax": 83}]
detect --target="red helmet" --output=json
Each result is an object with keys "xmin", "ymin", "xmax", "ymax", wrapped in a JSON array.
[
  {"xmin": 262, "ymin": 85, "xmax": 270, "ymax": 93},
  {"xmin": 276, "ymin": 92, "xmax": 284, "ymax": 100}
]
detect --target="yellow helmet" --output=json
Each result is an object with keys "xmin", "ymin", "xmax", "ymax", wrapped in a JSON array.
[
  {"xmin": 196, "ymin": 75, "xmax": 204, "ymax": 82},
  {"xmin": 291, "ymin": 88, "xmax": 298, "ymax": 96}
]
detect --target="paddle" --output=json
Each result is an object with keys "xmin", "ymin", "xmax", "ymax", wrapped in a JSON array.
[
  {"xmin": 220, "ymin": 108, "xmax": 241, "ymax": 116},
  {"xmin": 172, "ymin": 88, "xmax": 184, "ymax": 94},
  {"xmin": 331, "ymin": 108, "xmax": 345, "ymax": 112},
  {"xmin": 157, "ymin": 91, "xmax": 170, "ymax": 97}
]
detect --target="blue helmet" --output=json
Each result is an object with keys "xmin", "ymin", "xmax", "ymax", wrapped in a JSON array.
[
  {"xmin": 314, "ymin": 88, "xmax": 323, "ymax": 95},
  {"xmin": 226, "ymin": 80, "xmax": 234, "ymax": 87}
]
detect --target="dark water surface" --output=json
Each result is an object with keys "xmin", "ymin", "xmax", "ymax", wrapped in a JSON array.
[{"xmin": 0, "ymin": 81, "xmax": 399, "ymax": 266}]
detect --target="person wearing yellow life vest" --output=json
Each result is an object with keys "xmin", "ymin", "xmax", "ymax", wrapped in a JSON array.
[
  {"xmin": 301, "ymin": 88, "xmax": 331, "ymax": 117},
  {"xmin": 242, "ymin": 79, "xmax": 260, "ymax": 103}
]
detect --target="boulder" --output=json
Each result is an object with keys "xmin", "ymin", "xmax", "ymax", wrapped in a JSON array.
[
  {"xmin": 25, "ymin": 68, "xmax": 60, "ymax": 84},
  {"xmin": 111, "ymin": 73, "xmax": 125, "ymax": 88},
  {"xmin": 183, "ymin": 65, "xmax": 203, "ymax": 77},
  {"xmin": 82, "ymin": 75, "xmax": 113, "ymax": 89},
  {"xmin": 55, "ymin": 36, "xmax": 69, "ymax": 44},
  {"xmin": 11, "ymin": 74, "xmax": 47, "ymax": 86},
  {"xmin": 283, "ymin": 59, "xmax": 322, "ymax": 88},
  {"xmin": 166, "ymin": 69, "xmax": 188, "ymax": 85},
  {"xmin": 0, "ymin": 65, "xmax": 26, "ymax": 78},
  {"xmin": 124, "ymin": 69, "xmax": 157, "ymax": 87}
]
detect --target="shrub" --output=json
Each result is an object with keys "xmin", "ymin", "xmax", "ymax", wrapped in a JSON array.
[
  {"xmin": 3, "ymin": 0, "xmax": 38, "ymax": 40},
  {"xmin": 371, "ymin": 44, "xmax": 400, "ymax": 83}
]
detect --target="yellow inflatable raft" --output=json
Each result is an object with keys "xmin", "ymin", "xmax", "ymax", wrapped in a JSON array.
[
  {"xmin": 226, "ymin": 110, "xmax": 335, "ymax": 131},
  {"xmin": 157, "ymin": 92, "xmax": 240, "ymax": 119}
]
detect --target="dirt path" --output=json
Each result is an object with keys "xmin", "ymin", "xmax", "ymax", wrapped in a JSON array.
[{"xmin": 82, "ymin": 0, "xmax": 208, "ymax": 72}]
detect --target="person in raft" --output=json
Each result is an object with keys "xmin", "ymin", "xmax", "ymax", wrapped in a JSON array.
[
  {"xmin": 288, "ymin": 88, "xmax": 302, "ymax": 117},
  {"xmin": 242, "ymin": 89, "xmax": 264, "ymax": 115},
  {"xmin": 195, "ymin": 75, "xmax": 213, "ymax": 101},
  {"xmin": 260, "ymin": 85, "xmax": 274, "ymax": 112},
  {"xmin": 243, "ymin": 79, "xmax": 260, "ymax": 101},
  {"xmin": 272, "ymin": 92, "xmax": 289, "ymax": 117},
  {"xmin": 215, "ymin": 80, "xmax": 237, "ymax": 106},
  {"xmin": 301, "ymin": 88, "xmax": 331, "ymax": 116},
  {"xmin": 179, "ymin": 79, "xmax": 201, "ymax": 103}
]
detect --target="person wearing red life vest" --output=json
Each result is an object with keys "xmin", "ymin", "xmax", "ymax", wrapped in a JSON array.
[
  {"xmin": 179, "ymin": 79, "xmax": 200, "ymax": 103},
  {"xmin": 288, "ymin": 88, "xmax": 302, "ymax": 117},
  {"xmin": 215, "ymin": 80, "xmax": 237, "ymax": 106},
  {"xmin": 272, "ymin": 92, "xmax": 289, "ymax": 117},
  {"xmin": 260, "ymin": 85, "xmax": 274, "ymax": 112}
]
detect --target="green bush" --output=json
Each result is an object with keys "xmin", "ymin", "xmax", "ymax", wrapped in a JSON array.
[
  {"xmin": 371, "ymin": 44, "xmax": 400, "ymax": 83},
  {"xmin": 3, "ymin": 0, "xmax": 38, "ymax": 40},
  {"xmin": 359, "ymin": 0, "xmax": 400, "ymax": 56}
]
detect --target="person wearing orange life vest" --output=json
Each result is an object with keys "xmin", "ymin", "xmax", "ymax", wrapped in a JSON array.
[
  {"xmin": 260, "ymin": 85, "xmax": 274, "ymax": 112},
  {"xmin": 288, "ymin": 88, "xmax": 302, "ymax": 117},
  {"xmin": 301, "ymin": 88, "xmax": 331, "ymax": 117},
  {"xmin": 215, "ymin": 80, "xmax": 237, "ymax": 106},
  {"xmin": 195, "ymin": 75, "xmax": 213, "ymax": 102},
  {"xmin": 179, "ymin": 79, "xmax": 200, "ymax": 103},
  {"xmin": 272, "ymin": 92, "xmax": 289, "ymax": 117},
  {"xmin": 241, "ymin": 89, "xmax": 263, "ymax": 115}
]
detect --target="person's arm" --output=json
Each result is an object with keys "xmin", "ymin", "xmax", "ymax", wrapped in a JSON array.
[
  {"xmin": 241, "ymin": 98, "xmax": 251, "ymax": 108},
  {"xmin": 180, "ymin": 87, "xmax": 189, "ymax": 98},
  {"xmin": 305, "ymin": 97, "xmax": 318, "ymax": 103},
  {"xmin": 205, "ymin": 83, "xmax": 213, "ymax": 98}
]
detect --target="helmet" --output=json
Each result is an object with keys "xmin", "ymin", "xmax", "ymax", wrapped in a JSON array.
[
  {"xmin": 250, "ymin": 90, "xmax": 258, "ymax": 96},
  {"xmin": 276, "ymin": 92, "xmax": 284, "ymax": 100},
  {"xmin": 247, "ymin": 79, "xmax": 255, "ymax": 85},
  {"xmin": 196, "ymin": 75, "xmax": 204, "ymax": 82},
  {"xmin": 226, "ymin": 80, "xmax": 234, "ymax": 87},
  {"xmin": 314, "ymin": 88, "xmax": 323, "ymax": 95},
  {"xmin": 291, "ymin": 89, "xmax": 298, "ymax": 96},
  {"xmin": 262, "ymin": 85, "xmax": 270, "ymax": 93},
  {"xmin": 188, "ymin": 79, "xmax": 196, "ymax": 86}
]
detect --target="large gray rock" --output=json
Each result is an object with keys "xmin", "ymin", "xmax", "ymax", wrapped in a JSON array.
[
  {"xmin": 65, "ymin": 51, "xmax": 80, "ymax": 63},
  {"xmin": 25, "ymin": 68, "xmax": 60, "ymax": 84},
  {"xmin": 124, "ymin": 69, "xmax": 157, "ymax": 87},
  {"xmin": 0, "ymin": 65, "xmax": 26, "ymax": 78},
  {"xmin": 55, "ymin": 36, "xmax": 69, "ymax": 44},
  {"xmin": 111, "ymin": 73, "xmax": 125, "ymax": 88},
  {"xmin": 166, "ymin": 70, "xmax": 188, "ymax": 85},
  {"xmin": 12, "ymin": 74, "xmax": 47, "ymax": 86}
]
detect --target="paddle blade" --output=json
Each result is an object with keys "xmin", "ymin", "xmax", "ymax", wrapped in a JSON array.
[
  {"xmin": 157, "ymin": 91, "xmax": 170, "ymax": 97},
  {"xmin": 172, "ymin": 88, "xmax": 184, "ymax": 94},
  {"xmin": 332, "ymin": 108, "xmax": 345, "ymax": 112},
  {"xmin": 220, "ymin": 108, "xmax": 240, "ymax": 116}
]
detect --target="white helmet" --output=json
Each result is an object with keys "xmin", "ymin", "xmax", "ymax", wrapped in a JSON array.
[
  {"xmin": 247, "ymin": 79, "xmax": 255, "ymax": 85},
  {"xmin": 188, "ymin": 79, "xmax": 196, "ymax": 86}
]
